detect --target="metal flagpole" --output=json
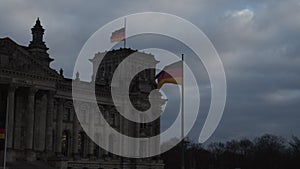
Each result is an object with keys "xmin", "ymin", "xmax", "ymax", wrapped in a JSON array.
[
  {"xmin": 121, "ymin": 17, "xmax": 126, "ymax": 169},
  {"xmin": 181, "ymin": 54, "xmax": 185, "ymax": 169},
  {"xmin": 124, "ymin": 17, "xmax": 126, "ymax": 48}
]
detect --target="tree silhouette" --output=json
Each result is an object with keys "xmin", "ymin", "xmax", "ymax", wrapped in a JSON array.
[{"xmin": 161, "ymin": 134, "xmax": 299, "ymax": 169}]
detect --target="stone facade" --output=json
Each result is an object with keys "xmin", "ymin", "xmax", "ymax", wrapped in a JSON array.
[{"xmin": 0, "ymin": 19, "xmax": 164, "ymax": 169}]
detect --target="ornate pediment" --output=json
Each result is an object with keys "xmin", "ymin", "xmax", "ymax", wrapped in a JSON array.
[{"xmin": 0, "ymin": 37, "xmax": 62, "ymax": 81}]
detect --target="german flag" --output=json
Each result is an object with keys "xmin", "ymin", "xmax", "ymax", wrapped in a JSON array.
[
  {"xmin": 110, "ymin": 27, "xmax": 125, "ymax": 43},
  {"xmin": 0, "ymin": 128, "xmax": 5, "ymax": 139},
  {"xmin": 156, "ymin": 61, "xmax": 183, "ymax": 89}
]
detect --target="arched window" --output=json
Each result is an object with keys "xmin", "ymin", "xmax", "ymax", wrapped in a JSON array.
[{"xmin": 62, "ymin": 130, "xmax": 70, "ymax": 156}]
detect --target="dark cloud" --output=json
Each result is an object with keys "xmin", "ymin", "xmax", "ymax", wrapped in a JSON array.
[{"xmin": 1, "ymin": 0, "xmax": 299, "ymax": 143}]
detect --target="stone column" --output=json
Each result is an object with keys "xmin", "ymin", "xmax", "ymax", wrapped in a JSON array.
[
  {"xmin": 25, "ymin": 87, "xmax": 37, "ymax": 150},
  {"xmin": 34, "ymin": 93, "xmax": 47, "ymax": 151},
  {"xmin": 6, "ymin": 85, "xmax": 16, "ymax": 149},
  {"xmin": 72, "ymin": 113, "xmax": 79, "ymax": 158},
  {"xmin": 55, "ymin": 98, "xmax": 64, "ymax": 154},
  {"xmin": 25, "ymin": 87, "xmax": 37, "ymax": 161},
  {"xmin": 13, "ymin": 92, "xmax": 23, "ymax": 150},
  {"xmin": 88, "ymin": 107, "xmax": 95, "ymax": 158},
  {"xmin": 45, "ymin": 91, "xmax": 54, "ymax": 152}
]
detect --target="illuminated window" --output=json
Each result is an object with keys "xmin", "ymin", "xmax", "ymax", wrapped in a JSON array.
[{"xmin": 62, "ymin": 130, "xmax": 70, "ymax": 156}]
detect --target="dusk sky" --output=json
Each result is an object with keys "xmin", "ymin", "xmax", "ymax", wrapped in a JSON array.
[{"xmin": 1, "ymin": 0, "xmax": 300, "ymax": 144}]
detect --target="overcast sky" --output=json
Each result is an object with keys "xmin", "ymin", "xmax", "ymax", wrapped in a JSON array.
[{"xmin": 1, "ymin": 0, "xmax": 300, "ymax": 143}]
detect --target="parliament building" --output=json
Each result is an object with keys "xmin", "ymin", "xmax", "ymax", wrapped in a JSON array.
[{"xmin": 0, "ymin": 19, "xmax": 165, "ymax": 169}]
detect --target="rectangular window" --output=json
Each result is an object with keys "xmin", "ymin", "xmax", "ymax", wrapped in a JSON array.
[{"xmin": 63, "ymin": 107, "xmax": 71, "ymax": 122}]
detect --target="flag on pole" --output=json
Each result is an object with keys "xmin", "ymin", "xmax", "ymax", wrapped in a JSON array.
[
  {"xmin": 0, "ymin": 128, "xmax": 5, "ymax": 139},
  {"xmin": 110, "ymin": 27, "xmax": 125, "ymax": 43},
  {"xmin": 156, "ymin": 61, "xmax": 183, "ymax": 89}
]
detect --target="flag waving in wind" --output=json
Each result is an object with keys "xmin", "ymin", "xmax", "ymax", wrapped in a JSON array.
[
  {"xmin": 110, "ymin": 27, "xmax": 125, "ymax": 43},
  {"xmin": 156, "ymin": 61, "xmax": 183, "ymax": 89}
]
